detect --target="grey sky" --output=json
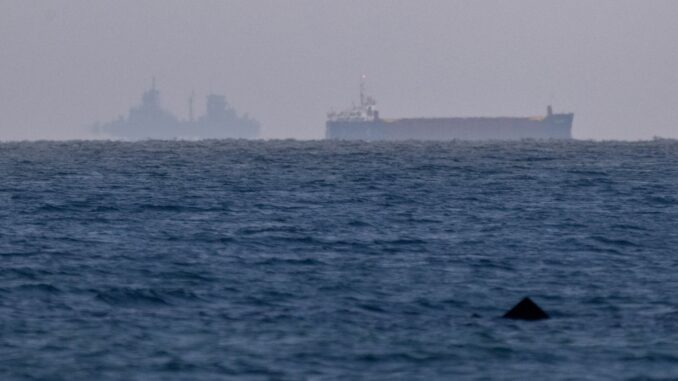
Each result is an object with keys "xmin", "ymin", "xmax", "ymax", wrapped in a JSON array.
[{"xmin": 1, "ymin": 0, "xmax": 677, "ymax": 140}]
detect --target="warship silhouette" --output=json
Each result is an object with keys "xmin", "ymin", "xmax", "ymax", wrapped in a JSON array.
[{"xmin": 95, "ymin": 79, "xmax": 260, "ymax": 139}]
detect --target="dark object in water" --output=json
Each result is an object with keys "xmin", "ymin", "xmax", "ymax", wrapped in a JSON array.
[{"xmin": 503, "ymin": 297, "xmax": 549, "ymax": 320}]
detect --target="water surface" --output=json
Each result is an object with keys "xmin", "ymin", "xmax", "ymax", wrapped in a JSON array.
[{"xmin": 1, "ymin": 140, "xmax": 677, "ymax": 380}]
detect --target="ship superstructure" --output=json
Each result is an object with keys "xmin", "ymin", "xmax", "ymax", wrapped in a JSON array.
[
  {"xmin": 95, "ymin": 80, "xmax": 260, "ymax": 139},
  {"xmin": 326, "ymin": 79, "xmax": 573, "ymax": 141}
]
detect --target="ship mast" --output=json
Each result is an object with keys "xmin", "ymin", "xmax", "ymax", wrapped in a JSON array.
[
  {"xmin": 188, "ymin": 91, "xmax": 195, "ymax": 122},
  {"xmin": 360, "ymin": 74, "xmax": 366, "ymax": 107}
]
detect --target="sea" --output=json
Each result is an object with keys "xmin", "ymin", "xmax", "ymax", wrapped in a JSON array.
[{"xmin": 1, "ymin": 139, "xmax": 677, "ymax": 380}]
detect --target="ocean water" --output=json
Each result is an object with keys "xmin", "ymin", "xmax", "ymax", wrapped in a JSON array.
[{"xmin": 1, "ymin": 139, "xmax": 677, "ymax": 380}]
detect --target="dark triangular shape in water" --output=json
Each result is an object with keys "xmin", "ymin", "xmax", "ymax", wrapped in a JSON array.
[{"xmin": 503, "ymin": 297, "xmax": 549, "ymax": 320}]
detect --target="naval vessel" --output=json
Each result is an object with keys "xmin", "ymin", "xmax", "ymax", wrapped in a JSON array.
[
  {"xmin": 326, "ymin": 81, "xmax": 573, "ymax": 141},
  {"xmin": 94, "ymin": 79, "xmax": 260, "ymax": 139}
]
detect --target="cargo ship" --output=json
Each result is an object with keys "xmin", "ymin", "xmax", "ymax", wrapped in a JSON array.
[
  {"xmin": 94, "ymin": 79, "xmax": 260, "ymax": 139},
  {"xmin": 326, "ymin": 81, "xmax": 573, "ymax": 141}
]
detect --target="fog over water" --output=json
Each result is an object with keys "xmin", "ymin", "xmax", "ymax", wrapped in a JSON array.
[{"xmin": 1, "ymin": 0, "xmax": 677, "ymax": 141}]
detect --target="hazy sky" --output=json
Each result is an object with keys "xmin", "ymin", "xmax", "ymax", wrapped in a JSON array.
[{"xmin": 1, "ymin": 0, "xmax": 677, "ymax": 140}]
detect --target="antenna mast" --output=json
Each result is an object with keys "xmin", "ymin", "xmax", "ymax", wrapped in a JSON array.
[
  {"xmin": 360, "ymin": 74, "xmax": 366, "ymax": 107},
  {"xmin": 189, "ymin": 91, "xmax": 195, "ymax": 122}
]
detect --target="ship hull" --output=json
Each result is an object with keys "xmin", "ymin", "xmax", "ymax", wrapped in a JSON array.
[{"xmin": 326, "ymin": 114, "xmax": 573, "ymax": 141}]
